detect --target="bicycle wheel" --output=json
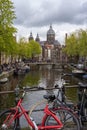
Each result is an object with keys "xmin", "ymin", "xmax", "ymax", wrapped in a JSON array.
[
  {"xmin": 0, "ymin": 109, "xmax": 17, "ymax": 130},
  {"xmin": 44, "ymin": 108, "xmax": 80, "ymax": 130}
]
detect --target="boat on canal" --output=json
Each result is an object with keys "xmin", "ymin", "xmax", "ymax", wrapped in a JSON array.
[
  {"xmin": 72, "ymin": 69, "xmax": 86, "ymax": 79},
  {"xmin": 0, "ymin": 77, "xmax": 8, "ymax": 84},
  {"xmin": 14, "ymin": 64, "xmax": 30, "ymax": 76}
]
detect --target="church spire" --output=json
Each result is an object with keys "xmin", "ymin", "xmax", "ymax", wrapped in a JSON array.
[
  {"xmin": 29, "ymin": 32, "xmax": 34, "ymax": 41},
  {"xmin": 35, "ymin": 33, "xmax": 40, "ymax": 42},
  {"xmin": 50, "ymin": 24, "xmax": 52, "ymax": 29}
]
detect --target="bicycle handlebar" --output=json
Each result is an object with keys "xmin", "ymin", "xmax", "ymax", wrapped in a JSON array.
[
  {"xmin": 14, "ymin": 76, "xmax": 70, "ymax": 98},
  {"xmin": 23, "ymin": 86, "xmax": 45, "ymax": 91}
]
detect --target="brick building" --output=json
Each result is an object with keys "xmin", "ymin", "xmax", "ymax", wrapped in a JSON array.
[{"xmin": 29, "ymin": 25, "xmax": 67, "ymax": 63}]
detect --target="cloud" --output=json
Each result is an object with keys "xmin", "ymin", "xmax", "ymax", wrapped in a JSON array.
[
  {"xmin": 13, "ymin": 0, "xmax": 87, "ymax": 26},
  {"xmin": 12, "ymin": 0, "xmax": 87, "ymax": 43}
]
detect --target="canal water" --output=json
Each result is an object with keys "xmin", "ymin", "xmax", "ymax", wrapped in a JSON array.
[{"xmin": 0, "ymin": 65, "xmax": 80, "ymax": 127}]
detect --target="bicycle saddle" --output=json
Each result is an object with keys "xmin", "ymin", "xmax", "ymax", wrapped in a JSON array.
[
  {"xmin": 43, "ymin": 94, "xmax": 56, "ymax": 101},
  {"xmin": 78, "ymin": 82, "xmax": 87, "ymax": 88}
]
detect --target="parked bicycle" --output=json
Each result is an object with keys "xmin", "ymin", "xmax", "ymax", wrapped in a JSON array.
[
  {"xmin": 0, "ymin": 86, "xmax": 64, "ymax": 130},
  {"xmin": 43, "ymin": 74, "xmax": 80, "ymax": 130},
  {"xmin": 0, "ymin": 84, "xmax": 80, "ymax": 130},
  {"xmin": 77, "ymin": 82, "xmax": 87, "ymax": 126},
  {"xmin": 47, "ymin": 73, "xmax": 87, "ymax": 129}
]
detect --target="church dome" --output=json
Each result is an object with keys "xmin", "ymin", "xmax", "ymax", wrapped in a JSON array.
[
  {"xmin": 47, "ymin": 25, "xmax": 55, "ymax": 43},
  {"xmin": 47, "ymin": 25, "xmax": 55, "ymax": 35}
]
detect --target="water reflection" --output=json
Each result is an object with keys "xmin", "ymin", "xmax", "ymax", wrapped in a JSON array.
[
  {"xmin": 21, "ymin": 65, "xmax": 61, "ymax": 89},
  {"xmin": 0, "ymin": 65, "xmax": 79, "ymax": 112}
]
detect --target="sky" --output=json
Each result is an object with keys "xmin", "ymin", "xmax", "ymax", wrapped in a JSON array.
[{"xmin": 12, "ymin": 0, "xmax": 87, "ymax": 44}]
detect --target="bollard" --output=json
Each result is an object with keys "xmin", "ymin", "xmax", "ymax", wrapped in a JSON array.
[{"xmin": 14, "ymin": 86, "xmax": 21, "ymax": 130}]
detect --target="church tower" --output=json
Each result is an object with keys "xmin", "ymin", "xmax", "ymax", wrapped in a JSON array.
[
  {"xmin": 47, "ymin": 25, "xmax": 55, "ymax": 44},
  {"xmin": 29, "ymin": 32, "xmax": 34, "ymax": 41},
  {"xmin": 35, "ymin": 33, "xmax": 40, "ymax": 42}
]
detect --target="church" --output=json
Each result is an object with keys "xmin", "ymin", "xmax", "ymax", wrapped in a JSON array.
[{"xmin": 29, "ymin": 25, "xmax": 66, "ymax": 63}]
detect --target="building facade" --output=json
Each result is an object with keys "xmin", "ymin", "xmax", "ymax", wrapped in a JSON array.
[
  {"xmin": 40, "ymin": 25, "xmax": 63, "ymax": 63},
  {"xmin": 29, "ymin": 25, "xmax": 67, "ymax": 63}
]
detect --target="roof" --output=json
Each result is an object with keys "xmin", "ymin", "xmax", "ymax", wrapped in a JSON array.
[{"xmin": 47, "ymin": 25, "xmax": 55, "ymax": 35}]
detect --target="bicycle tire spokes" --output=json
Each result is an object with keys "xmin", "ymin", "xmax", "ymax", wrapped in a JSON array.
[
  {"xmin": 0, "ymin": 111, "xmax": 16, "ymax": 130},
  {"xmin": 44, "ymin": 108, "xmax": 79, "ymax": 130}
]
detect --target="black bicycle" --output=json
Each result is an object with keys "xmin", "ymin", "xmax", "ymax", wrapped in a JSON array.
[
  {"xmin": 44, "ymin": 73, "xmax": 74, "ymax": 108},
  {"xmin": 77, "ymin": 82, "xmax": 87, "ymax": 126},
  {"xmin": 46, "ymin": 73, "xmax": 87, "ymax": 129},
  {"xmin": 43, "ymin": 74, "xmax": 81, "ymax": 130}
]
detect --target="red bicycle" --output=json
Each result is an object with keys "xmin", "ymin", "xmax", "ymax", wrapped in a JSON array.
[
  {"xmin": 0, "ymin": 87, "xmax": 64, "ymax": 130},
  {"xmin": 0, "ymin": 86, "xmax": 80, "ymax": 130}
]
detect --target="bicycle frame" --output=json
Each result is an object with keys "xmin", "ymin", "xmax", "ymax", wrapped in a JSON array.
[
  {"xmin": 3, "ymin": 93, "xmax": 63, "ymax": 130},
  {"xmin": 78, "ymin": 87, "xmax": 87, "ymax": 117}
]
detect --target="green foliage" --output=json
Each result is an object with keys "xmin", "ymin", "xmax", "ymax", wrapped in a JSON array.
[
  {"xmin": 29, "ymin": 40, "xmax": 41, "ymax": 57},
  {"xmin": 0, "ymin": 0, "xmax": 16, "ymax": 26},
  {"xmin": 77, "ymin": 29, "xmax": 87, "ymax": 56},
  {"xmin": 18, "ymin": 37, "xmax": 31, "ymax": 58},
  {"xmin": 17, "ymin": 38, "xmax": 41, "ymax": 59},
  {"xmin": 65, "ymin": 34, "xmax": 78, "ymax": 56},
  {"xmin": 64, "ymin": 29, "xmax": 87, "ymax": 58},
  {"xmin": 0, "ymin": 0, "xmax": 17, "ymax": 55}
]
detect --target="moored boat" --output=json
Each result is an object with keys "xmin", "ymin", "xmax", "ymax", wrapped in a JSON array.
[
  {"xmin": 72, "ymin": 69, "xmax": 86, "ymax": 79},
  {"xmin": 0, "ymin": 77, "xmax": 8, "ymax": 84}
]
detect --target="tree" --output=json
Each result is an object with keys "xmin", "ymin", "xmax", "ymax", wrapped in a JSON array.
[
  {"xmin": 64, "ymin": 33, "xmax": 78, "ymax": 56},
  {"xmin": 29, "ymin": 40, "xmax": 41, "ymax": 60},
  {"xmin": 77, "ymin": 29, "xmax": 87, "ymax": 57},
  {"xmin": 18, "ymin": 37, "xmax": 31, "ymax": 60},
  {"xmin": 0, "ymin": 0, "xmax": 16, "ymax": 64},
  {"xmin": 17, "ymin": 39, "xmax": 41, "ymax": 61},
  {"xmin": 64, "ymin": 29, "xmax": 87, "ymax": 62}
]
